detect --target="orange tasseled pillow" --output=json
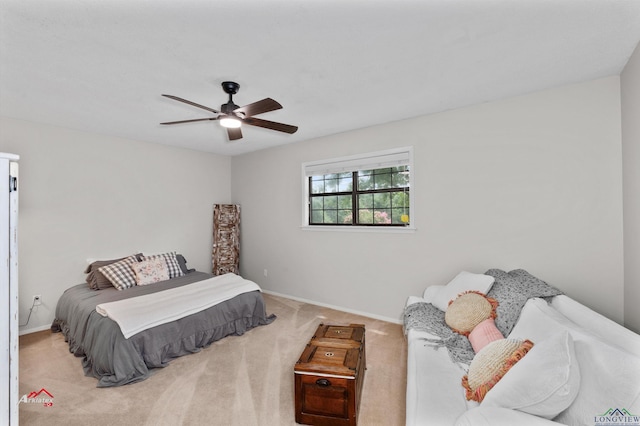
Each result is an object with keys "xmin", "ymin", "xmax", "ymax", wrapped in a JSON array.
[
  {"xmin": 444, "ymin": 291, "xmax": 499, "ymax": 336},
  {"xmin": 461, "ymin": 338, "xmax": 534, "ymax": 402}
]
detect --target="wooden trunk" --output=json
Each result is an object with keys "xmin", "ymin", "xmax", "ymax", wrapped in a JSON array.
[{"xmin": 294, "ymin": 324, "xmax": 366, "ymax": 426}]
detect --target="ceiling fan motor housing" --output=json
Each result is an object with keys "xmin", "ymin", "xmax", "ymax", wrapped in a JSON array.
[
  {"xmin": 221, "ymin": 81, "xmax": 241, "ymax": 113},
  {"xmin": 221, "ymin": 81, "xmax": 240, "ymax": 95}
]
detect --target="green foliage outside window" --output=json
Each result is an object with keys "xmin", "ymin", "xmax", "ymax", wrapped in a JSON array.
[{"xmin": 309, "ymin": 166, "xmax": 410, "ymax": 226}]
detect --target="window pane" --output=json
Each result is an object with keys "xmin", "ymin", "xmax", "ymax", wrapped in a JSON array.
[
  {"xmin": 324, "ymin": 178, "xmax": 339, "ymax": 193},
  {"xmin": 373, "ymin": 172, "xmax": 392, "ymax": 189},
  {"xmin": 339, "ymin": 209, "xmax": 353, "ymax": 224},
  {"xmin": 311, "ymin": 210, "xmax": 324, "ymax": 223},
  {"xmin": 311, "ymin": 180, "xmax": 325, "ymax": 194},
  {"xmin": 338, "ymin": 176, "xmax": 352, "ymax": 192},
  {"xmin": 391, "ymin": 207, "xmax": 409, "ymax": 224},
  {"xmin": 358, "ymin": 209, "xmax": 373, "ymax": 224},
  {"xmin": 391, "ymin": 191, "xmax": 409, "ymax": 208},
  {"xmin": 324, "ymin": 196, "xmax": 338, "ymax": 209},
  {"xmin": 338, "ymin": 195, "xmax": 352, "ymax": 210},
  {"xmin": 358, "ymin": 193, "xmax": 373, "ymax": 209},
  {"xmin": 323, "ymin": 210, "xmax": 337, "ymax": 223},
  {"xmin": 357, "ymin": 174, "xmax": 373, "ymax": 190},
  {"xmin": 392, "ymin": 166, "xmax": 410, "ymax": 188},
  {"xmin": 311, "ymin": 197, "xmax": 324, "ymax": 210},
  {"xmin": 374, "ymin": 209, "xmax": 392, "ymax": 224},
  {"xmin": 373, "ymin": 192, "xmax": 390, "ymax": 209}
]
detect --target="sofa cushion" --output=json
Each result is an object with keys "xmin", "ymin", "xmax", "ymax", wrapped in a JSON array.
[
  {"xmin": 508, "ymin": 298, "xmax": 640, "ymax": 425},
  {"xmin": 481, "ymin": 330, "xmax": 580, "ymax": 419},
  {"xmin": 432, "ymin": 271, "xmax": 495, "ymax": 311},
  {"xmin": 445, "ymin": 291, "xmax": 498, "ymax": 336},
  {"xmin": 462, "ymin": 338, "xmax": 534, "ymax": 402},
  {"xmin": 468, "ymin": 318, "xmax": 503, "ymax": 353},
  {"xmin": 455, "ymin": 407, "xmax": 560, "ymax": 426}
]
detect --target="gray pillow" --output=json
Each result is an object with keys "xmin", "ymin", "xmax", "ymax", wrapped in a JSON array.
[
  {"xmin": 176, "ymin": 254, "xmax": 194, "ymax": 274},
  {"xmin": 85, "ymin": 254, "xmax": 141, "ymax": 290}
]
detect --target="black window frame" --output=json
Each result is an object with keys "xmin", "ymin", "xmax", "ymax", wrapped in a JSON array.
[{"xmin": 308, "ymin": 167, "xmax": 410, "ymax": 227}]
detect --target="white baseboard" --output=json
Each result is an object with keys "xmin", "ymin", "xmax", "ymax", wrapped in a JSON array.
[
  {"xmin": 262, "ymin": 290, "xmax": 403, "ymax": 325},
  {"xmin": 19, "ymin": 324, "xmax": 51, "ymax": 336}
]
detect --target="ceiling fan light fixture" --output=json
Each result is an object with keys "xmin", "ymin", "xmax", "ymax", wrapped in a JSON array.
[{"xmin": 220, "ymin": 117, "xmax": 241, "ymax": 128}]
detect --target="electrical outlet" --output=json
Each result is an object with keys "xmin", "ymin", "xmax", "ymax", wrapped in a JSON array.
[
  {"xmin": 263, "ymin": 269, "xmax": 268, "ymax": 277},
  {"xmin": 33, "ymin": 295, "xmax": 42, "ymax": 306}
]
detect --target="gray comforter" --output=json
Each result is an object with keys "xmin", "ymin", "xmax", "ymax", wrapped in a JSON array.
[{"xmin": 51, "ymin": 271, "xmax": 276, "ymax": 387}]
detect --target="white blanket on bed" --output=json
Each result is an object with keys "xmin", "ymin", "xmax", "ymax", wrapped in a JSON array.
[{"xmin": 96, "ymin": 273, "xmax": 261, "ymax": 338}]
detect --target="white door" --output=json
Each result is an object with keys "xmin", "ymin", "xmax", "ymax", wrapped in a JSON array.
[{"xmin": 1, "ymin": 153, "xmax": 19, "ymax": 426}]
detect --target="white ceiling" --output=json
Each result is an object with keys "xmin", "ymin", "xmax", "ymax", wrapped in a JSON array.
[{"xmin": 1, "ymin": 1, "xmax": 639, "ymax": 156}]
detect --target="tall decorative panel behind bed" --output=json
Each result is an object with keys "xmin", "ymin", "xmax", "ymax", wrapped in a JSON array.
[{"xmin": 212, "ymin": 204, "xmax": 240, "ymax": 275}]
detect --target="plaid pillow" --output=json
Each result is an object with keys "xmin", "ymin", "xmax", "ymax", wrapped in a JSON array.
[
  {"xmin": 98, "ymin": 256, "xmax": 139, "ymax": 290},
  {"xmin": 141, "ymin": 252, "xmax": 184, "ymax": 279}
]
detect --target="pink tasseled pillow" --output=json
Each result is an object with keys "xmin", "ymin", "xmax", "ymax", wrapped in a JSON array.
[{"xmin": 468, "ymin": 318, "xmax": 504, "ymax": 353}]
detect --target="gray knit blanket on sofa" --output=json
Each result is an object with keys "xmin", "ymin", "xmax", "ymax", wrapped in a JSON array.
[{"xmin": 403, "ymin": 269, "xmax": 563, "ymax": 366}]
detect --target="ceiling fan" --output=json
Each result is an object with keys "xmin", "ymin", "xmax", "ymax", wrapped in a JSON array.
[{"xmin": 160, "ymin": 81, "xmax": 298, "ymax": 141}]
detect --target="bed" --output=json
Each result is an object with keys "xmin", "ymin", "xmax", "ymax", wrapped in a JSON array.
[{"xmin": 51, "ymin": 270, "xmax": 276, "ymax": 387}]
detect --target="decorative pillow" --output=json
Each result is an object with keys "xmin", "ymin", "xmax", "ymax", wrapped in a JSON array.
[
  {"xmin": 481, "ymin": 331, "xmax": 580, "ymax": 419},
  {"xmin": 85, "ymin": 256, "xmax": 127, "ymax": 290},
  {"xmin": 462, "ymin": 338, "xmax": 534, "ymax": 402},
  {"xmin": 140, "ymin": 251, "xmax": 184, "ymax": 279},
  {"xmin": 132, "ymin": 258, "xmax": 170, "ymax": 285},
  {"xmin": 432, "ymin": 271, "xmax": 495, "ymax": 311},
  {"xmin": 468, "ymin": 318, "xmax": 504, "ymax": 353},
  {"xmin": 445, "ymin": 291, "xmax": 498, "ymax": 336},
  {"xmin": 176, "ymin": 254, "xmax": 192, "ymax": 274},
  {"xmin": 98, "ymin": 256, "xmax": 139, "ymax": 290}
]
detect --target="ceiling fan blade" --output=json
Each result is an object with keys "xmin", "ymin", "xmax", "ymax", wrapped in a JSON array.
[
  {"xmin": 160, "ymin": 117, "xmax": 218, "ymax": 125},
  {"xmin": 227, "ymin": 127, "xmax": 243, "ymax": 141},
  {"xmin": 233, "ymin": 98, "xmax": 282, "ymax": 117},
  {"xmin": 243, "ymin": 116, "xmax": 298, "ymax": 134},
  {"xmin": 162, "ymin": 94, "xmax": 219, "ymax": 114}
]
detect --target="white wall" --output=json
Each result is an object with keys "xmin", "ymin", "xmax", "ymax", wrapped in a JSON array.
[
  {"xmin": 0, "ymin": 117, "xmax": 231, "ymax": 333},
  {"xmin": 622, "ymin": 42, "xmax": 640, "ymax": 334},
  {"xmin": 232, "ymin": 77, "xmax": 624, "ymax": 323}
]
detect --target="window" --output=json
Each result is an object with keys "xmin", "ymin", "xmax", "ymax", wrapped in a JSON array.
[{"xmin": 302, "ymin": 147, "xmax": 414, "ymax": 229}]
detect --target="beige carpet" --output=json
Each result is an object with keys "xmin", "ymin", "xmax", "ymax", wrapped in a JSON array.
[{"xmin": 19, "ymin": 293, "xmax": 407, "ymax": 426}]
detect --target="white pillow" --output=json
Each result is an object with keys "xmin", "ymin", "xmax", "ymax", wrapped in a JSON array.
[
  {"xmin": 508, "ymin": 298, "xmax": 640, "ymax": 425},
  {"xmin": 432, "ymin": 271, "xmax": 495, "ymax": 311},
  {"xmin": 481, "ymin": 331, "xmax": 580, "ymax": 419}
]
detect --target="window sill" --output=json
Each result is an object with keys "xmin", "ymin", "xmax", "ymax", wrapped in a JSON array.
[{"xmin": 300, "ymin": 225, "xmax": 417, "ymax": 234}]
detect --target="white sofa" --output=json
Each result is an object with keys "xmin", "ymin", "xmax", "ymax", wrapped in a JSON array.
[{"xmin": 405, "ymin": 278, "xmax": 640, "ymax": 426}]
